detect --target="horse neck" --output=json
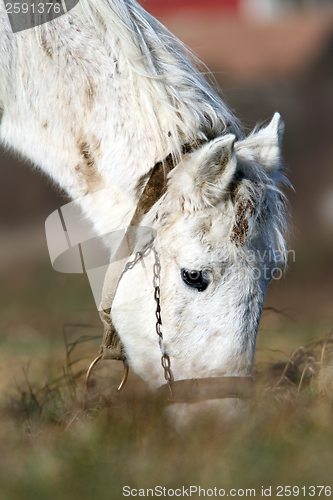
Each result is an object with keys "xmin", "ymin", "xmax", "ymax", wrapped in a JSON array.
[
  {"xmin": 0, "ymin": 6, "xmax": 168, "ymax": 240},
  {"xmin": 0, "ymin": 0, "xmax": 238, "ymax": 242}
]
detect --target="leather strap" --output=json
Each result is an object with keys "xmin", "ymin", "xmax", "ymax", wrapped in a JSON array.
[
  {"xmin": 156, "ymin": 376, "xmax": 255, "ymax": 403},
  {"xmin": 129, "ymin": 141, "xmax": 205, "ymax": 227},
  {"xmin": 129, "ymin": 154, "xmax": 175, "ymax": 228}
]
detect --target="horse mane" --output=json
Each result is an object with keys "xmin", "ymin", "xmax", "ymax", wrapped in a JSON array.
[
  {"xmin": 79, "ymin": 0, "xmax": 288, "ymax": 262},
  {"xmin": 79, "ymin": 0, "xmax": 242, "ymax": 161}
]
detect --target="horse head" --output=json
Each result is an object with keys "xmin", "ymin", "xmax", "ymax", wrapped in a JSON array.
[{"xmin": 111, "ymin": 112, "xmax": 288, "ymax": 422}]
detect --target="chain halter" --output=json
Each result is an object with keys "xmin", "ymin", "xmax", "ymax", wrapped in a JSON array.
[
  {"xmin": 85, "ymin": 236, "xmax": 175, "ymax": 397},
  {"xmin": 152, "ymin": 245, "xmax": 174, "ymax": 392},
  {"xmin": 117, "ymin": 239, "xmax": 175, "ymax": 391}
]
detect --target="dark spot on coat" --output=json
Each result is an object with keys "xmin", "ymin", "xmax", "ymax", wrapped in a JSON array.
[
  {"xmin": 79, "ymin": 141, "xmax": 96, "ymax": 168},
  {"xmin": 40, "ymin": 32, "xmax": 53, "ymax": 59},
  {"xmin": 113, "ymin": 57, "xmax": 119, "ymax": 73},
  {"xmin": 76, "ymin": 137, "xmax": 103, "ymax": 194},
  {"xmin": 86, "ymin": 78, "xmax": 95, "ymax": 109},
  {"xmin": 93, "ymin": 9, "xmax": 108, "ymax": 33}
]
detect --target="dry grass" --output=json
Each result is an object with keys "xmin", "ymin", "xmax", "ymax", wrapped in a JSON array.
[{"xmin": 1, "ymin": 326, "xmax": 333, "ymax": 500}]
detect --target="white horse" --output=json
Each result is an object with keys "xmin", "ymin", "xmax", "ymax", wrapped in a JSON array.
[{"xmin": 0, "ymin": 0, "xmax": 288, "ymax": 422}]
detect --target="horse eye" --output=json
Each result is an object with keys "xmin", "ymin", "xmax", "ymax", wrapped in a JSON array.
[{"xmin": 181, "ymin": 269, "xmax": 209, "ymax": 292}]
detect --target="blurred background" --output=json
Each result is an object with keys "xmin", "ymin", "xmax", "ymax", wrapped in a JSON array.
[{"xmin": 0, "ymin": 0, "xmax": 333, "ymax": 394}]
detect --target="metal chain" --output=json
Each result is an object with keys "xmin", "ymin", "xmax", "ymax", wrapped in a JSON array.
[
  {"xmin": 152, "ymin": 246, "xmax": 174, "ymax": 392},
  {"xmin": 120, "ymin": 238, "xmax": 174, "ymax": 391},
  {"xmin": 121, "ymin": 238, "xmax": 154, "ymax": 274}
]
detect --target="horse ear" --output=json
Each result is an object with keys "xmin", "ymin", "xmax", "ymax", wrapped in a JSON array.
[
  {"xmin": 236, "ymin": 112, "xmax": 283, "ymax": 176},
  {"xmin": 193, "ymin": 134, "xmax": 237, "ymax": 205}
]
